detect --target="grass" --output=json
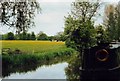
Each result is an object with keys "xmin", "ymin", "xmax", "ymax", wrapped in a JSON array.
[{"xmin": 1, "ymin": 40, "xmax": 68, "ymax": 54}]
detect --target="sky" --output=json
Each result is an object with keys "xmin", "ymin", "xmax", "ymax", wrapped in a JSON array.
[
  {"xmin": 1, "ymin": 0, "xmax": 120, "ymax": 36},
  {"xmin": 29, "ymin": 1, "xmax": 73, "ymax": 36}
]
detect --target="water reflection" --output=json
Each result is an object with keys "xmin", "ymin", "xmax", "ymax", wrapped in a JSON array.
[
  {"xmin": 4, "ymin": 62, "xmax": 68, "ymax": 79},
  {"xmin": 2, "ymin": 53, "xmax": 81, "ymax": 80},
  {"xmin": 2, "ymin": 55, "xmax": 72, "ymax": 78},
  {"xmin": 65, "ymin": 54, "xmax": 81, "ymax": 81}
]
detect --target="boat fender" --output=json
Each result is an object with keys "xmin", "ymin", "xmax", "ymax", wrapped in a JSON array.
[{"xmin": 95, "ymin": 49, "xmax": 109, "ymax": 62}]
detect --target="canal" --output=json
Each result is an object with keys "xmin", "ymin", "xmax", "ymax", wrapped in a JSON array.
[
  {"xmin": 3, "ymin": 62, "xmax": 68, "ymax": 79},
  {"xmin": 1, "ymin": 53, "xmax": 80, "ymax": 80}
]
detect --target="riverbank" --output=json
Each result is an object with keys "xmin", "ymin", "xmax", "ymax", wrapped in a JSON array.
[
  {"xmin": 1, "ymin": 40, "xmax": 76, "ymax": 77},
  {"xmin": 2, "ymin": 49, "xmax": 75, "ymax": 77}
]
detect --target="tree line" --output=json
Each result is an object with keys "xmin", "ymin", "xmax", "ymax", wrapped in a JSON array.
[{"xmin": 0, "ymin": 31, "xmax": 66, "ymax": 41}]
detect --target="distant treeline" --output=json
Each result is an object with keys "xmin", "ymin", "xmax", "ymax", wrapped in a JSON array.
[{"xmin": 0, "ymin": 31, "xmax": 66, "ymax": 41}]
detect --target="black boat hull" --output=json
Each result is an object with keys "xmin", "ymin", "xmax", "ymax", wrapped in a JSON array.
[{"xmin": 80, "ymin": 66, "xmax": 120, "ymax": 81}]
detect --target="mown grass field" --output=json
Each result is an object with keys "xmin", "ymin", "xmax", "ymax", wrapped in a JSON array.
[{"xmin": 1, "ymin": 40, "xmax": 70, "ymax": 54}]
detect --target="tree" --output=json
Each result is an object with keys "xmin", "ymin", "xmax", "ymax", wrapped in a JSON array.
[
  {"xmin": 116, "ymin": 1, "xmax": 120, "ymax": 41},
  {"xmin": 22, "ymin": 31, "xmax": 27, "ymax": 40},
  {"xmin": 64, "ymin": 1, "xmax": 100, "ymax": 66},
  {"xmin": 54, "ymin": 32, "xmax": 66, "ymax": 41},
  {"xmin": 95, "ymin": 25, "xmax": 109, "ymax": 43},
  {"xmin": 37, "ymin": 31, "xmax": 48, "ymax": 40},
  {"xmin": 31, "ymin": 32, "xmax": 36, "ymax": 40},
  {"xmin": 0, "ymin": 0, "xmax": 41, "ymax": 34},
  {"xmin": 6, "ymin": 32, "xmax": 15, "ymax": 40},
  {"xmin": 103, "ymin": 4, "xmax": 117, "ymax": 41},
  {"xmin": 103, "ymin": 2, "xmax": 120, "ymax": 41},
  {"xmin": 19, "ymin": 31, "xmax": 27, "ymax": 40},
  {"xmin": 0, "ymin": 34, "xmax": 2, "ymax": 40},
  {"xmin": 26, "ymin": 33, "xmax": 31, "ymax": 40},
  {"xmin": 64, "ymin": 1, "xmax": 100, "ymax": 52},
  {"xmin": 2, "ymin": 34, "xmax": 7, "ymax": 40},
  {"xmin": 48, "ymin": 36, "xmax": 54, "ymax": 41}
]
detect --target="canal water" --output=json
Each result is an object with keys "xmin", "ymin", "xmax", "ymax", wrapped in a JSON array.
[
  {"xmin": 1, "ymin": 54, "xmax": 79, "ymax": 80},
  {"xmin": 3, "ymin": 62, "xmax": 68, "ymax": 79}
]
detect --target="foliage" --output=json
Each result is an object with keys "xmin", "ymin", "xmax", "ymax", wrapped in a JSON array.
[
  {"xmin": 31, "ymin": 32, "xmax": 36, "ymax": 40},
  {"xmin": 0, "ymin": 0, "xmax": 41, "ymax": 33},
  {"xmin": 103, "ymin": 2, "xmax": 120, "ymax": 41},
  {"xmin": 3, "ymin": 32, "xmax": 15, "ymax": 40},
  {"xmin": 2, "ymin": 48, "xmax": 74, "ymax": 66},
  {"xmin": 64, "ymin": 1, "xmax": 100, "ymax": 52},
  {"xmin": 95, "ymin": 25, "xmax": 109, "ymax": 43},
  {"xmin": 19, "ymin": 31, "xmax": 27, "ymax": 40},
  {"xmin": 54, "ymin": 32, "xmax": 66, "ymax": 41},
  {"xmin": 2, "ymin": 31, "xmax": 37, "ymax": 40},
  {"xmin": 26, "ymin": 33, "xmax": 31, "ymax": 40},
  {"xmin": 1, "ymin": 31, "xmax": 66, "ymax": 41},
  {"xmin": 116, "ymin": 2, "xmax": 120, "ymax": 41},
  {"xmin": 48, "ymin": 36, "xmax": 54, "ymax": 41},
  {"xmin": 37, "ymin": 31, "xmax": 48, "ymax": 40},
  {"xmin": 65, "ymin": 52, "xmax": 80, "ymax": 80},
  {"xmin": 0, "ymin": 34, "xmax": 2, "ymax": 40}
]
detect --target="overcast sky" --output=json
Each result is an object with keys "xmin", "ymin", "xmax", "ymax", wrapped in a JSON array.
[
  {"xmin": 1, "ymin": 0, "xmax": 120, "ymax": 36},
  {"xmin": 29, "ymin": 1, "xmax": 73, "ymax": 36}
]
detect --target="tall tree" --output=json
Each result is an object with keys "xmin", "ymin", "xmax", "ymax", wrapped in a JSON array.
[
  {"xmin": 64, "ymin": 1, "xmax": 100, "ymax": 52},
  {"xmin": 116, "ymin": 1, "xmax": 120, "ymax": 41},
  {"xmin": 103, "ymin": 4, "xmax": 117, "ymax": 41},
  {"xmin": 64, "ymin": 1, "xmax": 100, "ymax": 65},
  {"xmin": 0, "ymin": 0, "xmax": 41, "ymax": 34},
  {"xmin": 103, "ymin": 2, "xmax": 120, "ymax": 41}
]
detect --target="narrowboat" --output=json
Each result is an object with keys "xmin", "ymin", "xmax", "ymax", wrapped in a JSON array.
[{"xmin": 80, "ymin": 42, "xmax": 120, "ymax": 81}]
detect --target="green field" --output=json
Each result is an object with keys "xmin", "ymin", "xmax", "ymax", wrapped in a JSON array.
[{"xmin": 1, "ymin": 40, "xmax": 71, "ymax": 55}]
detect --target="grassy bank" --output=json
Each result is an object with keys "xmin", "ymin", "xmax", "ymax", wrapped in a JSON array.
[{"xmin": 2, "ymin": 48, "xmax": 74, "ymax": 66}]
